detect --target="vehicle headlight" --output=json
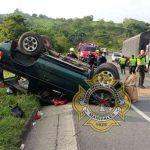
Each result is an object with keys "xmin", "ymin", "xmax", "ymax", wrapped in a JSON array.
[{"xmin": 80, "ymin": 52, "xmax": 83, "ymax": 57}]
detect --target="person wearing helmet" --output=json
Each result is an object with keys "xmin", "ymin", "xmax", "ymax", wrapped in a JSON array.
[
  {"xmin": 118, "ymin": 55, "xmax": 127, "ymax": 74},
  {"xmin": 119, "ymin": 55, "xmax": 127, "ymax": 74},
  {"xmin": 128, "ymin": 54, "xmax": 137, "ymax": 74},
  {"xmin": 67, "ymin": 48, "xmax": 78, "ymax": 59},
  {"xmin": 87, "ymin": 51, "xmax": 96, "ymax": 68},
  {"xmin": 137, "ymin": 49, "xmax": 147, "ymax": 88},
  {"xmin": 96, "ymin": 49, "xmax": 100, "ymax": 54},
  {"xmin": 96, "ymin": 50, "xmax": 107, "ymax": 66}
]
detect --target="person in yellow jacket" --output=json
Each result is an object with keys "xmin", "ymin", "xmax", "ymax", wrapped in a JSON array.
[
  {"xmin": 137, "ymin": 50, "xmax": 146, "ymax": 88},
  {"xmin": 119, "ymin": 55, "xmax": 127, "ymax": 74},
  {"xmin": 129, "ymin": 55, "xmax": 137, "ymax": 74}
]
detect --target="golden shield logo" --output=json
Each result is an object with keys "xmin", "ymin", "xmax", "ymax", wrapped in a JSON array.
[{"xmin": 72, "ymin": 74, "xmax": 131, "ymax": 132}]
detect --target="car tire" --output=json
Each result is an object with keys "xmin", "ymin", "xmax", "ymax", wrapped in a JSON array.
[
  {"xmin": 18, "ymin": 32, "xmax": 43, "ymax": 56},
  {"xmin": 104, "ymin": 62, "xmax": 120, "ymax": 79},
  {"xmin": 93, "ymin": 63, "xmax": 120, "ymax": 83},
  {"xmin": 41, "ymin": 35, "xmax": 52, "ymax": 49}
]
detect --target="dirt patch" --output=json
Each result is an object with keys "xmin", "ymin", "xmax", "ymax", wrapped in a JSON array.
[{"xmin": 137, "ymin": 87, "xmax": 150, "ymax": 97}]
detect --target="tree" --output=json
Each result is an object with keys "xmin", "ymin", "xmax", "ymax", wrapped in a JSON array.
[
  {"xmin": 32, "ymin": 13, "xmax": 37, "ymax": 17},
  {"xmin": 82, "ymin": 15, "xmax": 93, "ymax": 22},
  {"xmin": 0, "ymin": 15, "xmax": 28, "ymax": 41},
  {"xmin": 39, "ymin": 14, "xmax": 48, "ymax": 18},
  {"xmin": 69, "ymin": 31, "xmax": 86, "ymax": 45},
  {"xmin": 54, "ymin": 34, "xmax": 71, "ymax": 53},
  {"xmin": 13, "ymin": 9, "xmax": 22, "ymax": 15},
  {"xmin": 123, "ymin": 18, "xmax": 147, "ymax": 36}
]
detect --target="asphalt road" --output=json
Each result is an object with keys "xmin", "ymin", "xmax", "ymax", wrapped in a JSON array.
[
  {"xmin": 73, "ymin": 62, "xmax": 150, "ymax": 150},
  {"xmin": 23, "ymin": 55, "xmax": 150, "ymax": 150}
]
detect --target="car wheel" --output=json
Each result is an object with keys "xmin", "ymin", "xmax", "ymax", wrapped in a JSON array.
[
  {"xmin": 41, "ymin": 35, "xmax": 52, "ymax": 49},
  {"xmin": 93, "ymin": 63, "xmax": 120, "ymax": 84},
  {"xmin": 18, "ymin": 32, "xmax": 43, "ymax": 56},
  {"xmin": 104, "ymin": 62, "xmax": 120, "ymax": 79}
]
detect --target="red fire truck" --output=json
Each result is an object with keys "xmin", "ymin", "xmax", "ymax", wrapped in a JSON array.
[{"xmin": 78, "ymin": 43, "xmax": 97, "ymax": 61}]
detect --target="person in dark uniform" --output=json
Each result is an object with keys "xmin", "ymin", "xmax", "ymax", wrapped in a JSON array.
[
  {"xmin": 96, "ymin": 50, "xmax": 107, "ymax": 66},
  {"xmin": 67, "ymin": 48, "xmax": 78, "ymax": 59},
  {"xmin": 128, "ymin": 55, "xmax": 137, "ymax": 74},
  {"xmin": 137, "ymin": 50, "xmax": 147, "ymax": 88},
  {"xmin": 87, "ymin": 51, "xmax": 96, "ymax": 68}
]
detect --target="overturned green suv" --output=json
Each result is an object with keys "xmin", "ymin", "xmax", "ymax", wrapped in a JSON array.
[{"xmin": 0, "ymin": 32, "xmax": 119, "ymax": 100}]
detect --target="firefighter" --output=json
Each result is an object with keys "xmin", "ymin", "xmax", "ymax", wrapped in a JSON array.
[
  {"xmin": 137, "ymin": 50, "xmax": 146, "ymax": 88},
  {"xmin": 87, "ymin": 51, "xmax": 96, "ymax": 68},
  {"xmin": 96, "ymin": 50, "xmax": 107, "ymax": 66},
  {"xmin": 119, "ymin": 55, "xmax": 127, "ymax": 74},
  {"xmin": 67, "ymin": 48, "xmax": 78, "ymax": 59},
  {"xmin": 129, "ymin": 55, "xmax": 137, "ymax": 74}
]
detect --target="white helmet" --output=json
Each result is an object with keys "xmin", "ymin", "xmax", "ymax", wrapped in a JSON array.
[{"xmin": 70, "ymin": 48, "xmax": 74, "ymax": 52}]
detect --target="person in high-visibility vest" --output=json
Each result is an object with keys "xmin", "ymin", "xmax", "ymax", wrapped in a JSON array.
[
  {"xmin": 146, "ymin": 55, "xmax": 150, "ymax": 73},
  {"xmin": 119, "ymin": 55, "xmax": 127, "ymax": 74},
  {"xmin": 128, "ymin": 55, "xmax": 137, "ymax": 74},
  {"xmin": 137, "ymin": 50, "xmax": 146, "ymax": 88}
]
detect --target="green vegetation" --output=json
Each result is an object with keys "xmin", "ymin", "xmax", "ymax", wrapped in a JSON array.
[
  {"xmin": 0, "ymin": 71, "xmax": 39, "ymax": 150},
  {"xmin": 0, "ymin": 10, "xmax": 150, "ymax": 53},
  {"xmin": 0, "ymin": 88, "xmax": 39, "ymax": 150},
  {"xmin": 0, "ymin": 15, "xmax": 28, "ymax": 41}
]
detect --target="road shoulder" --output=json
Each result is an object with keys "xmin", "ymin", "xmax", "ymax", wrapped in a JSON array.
[{"xmin": 24, "ymin": 103, "xmax": 77, "ymax": 150}]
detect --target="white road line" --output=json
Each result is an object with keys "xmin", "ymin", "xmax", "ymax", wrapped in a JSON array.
[{"xmin": 131, "ymin": 104, "xmax": 150, "ymax": 122}]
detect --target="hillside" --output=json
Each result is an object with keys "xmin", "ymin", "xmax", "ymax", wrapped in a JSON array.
[{"xmin": 0, "ymin": 9, "xmax": 150, "ymax": 52}]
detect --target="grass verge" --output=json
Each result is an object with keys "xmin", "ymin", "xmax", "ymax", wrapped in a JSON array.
[{"xmin": 0, "ymin": 88, "xmax": 39, "ymax": 150}]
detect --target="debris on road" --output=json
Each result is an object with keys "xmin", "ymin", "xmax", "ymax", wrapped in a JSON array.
[
  {"xmin": 32, "ymin": 122, "xmax": 36, "ymax": 126},
  {"xmin": 20, "ymin": 143, "xmax": 25, "ymax": 150},
  {"xmin": 32, "ymin": 110, "xmax": 44, "ymax": 126},
  {"xmin": 6, "ymin": 86, "xmax": 17, "ymax": 95},
  {"xmin": 125, "ymin": 86, "xmax": 138, "ymax": 103},
  {"xmin": 18, "ymin": 78, "xmax": 29, "ymax": 90},
  {"xmin": 37, "ymin": 110, "xmax": 44, "ymax": 116},
  {"xmin": 34, "ymin": 114, "xmax": 42, "ymax": 120},
  {"xmin": 34, "ymin": 110, "xmax": 43, "ymax": 120},
  {"xmin": 51, "ymin": 99, "xmax": 68, "ymax": 106},
  {"xmin": 124, "ymin": 74, "xmax": 138, "ymax": 103},
  {"xmin": 138, "ymin": 87, "xmax": 150, "ymax": 97},
  {"xmin": 10, "ymin": 104, "xmax": 25, "ymax": 118}
]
